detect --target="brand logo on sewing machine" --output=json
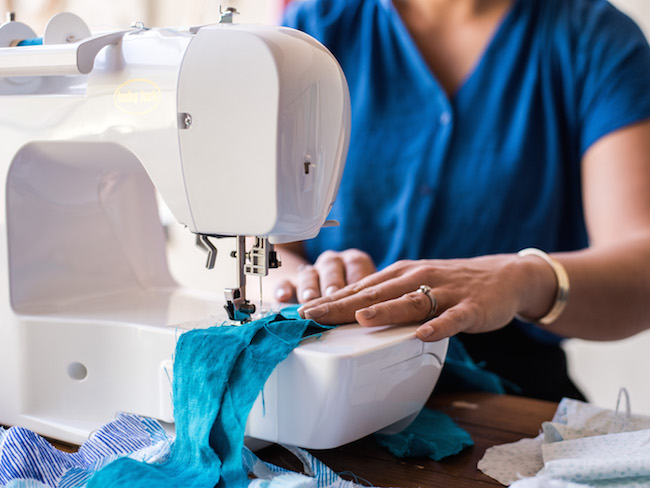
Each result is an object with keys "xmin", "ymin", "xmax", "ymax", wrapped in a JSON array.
[{"xmin": 114, "ymin": 79, "xmax": 161, "ymax": 115}]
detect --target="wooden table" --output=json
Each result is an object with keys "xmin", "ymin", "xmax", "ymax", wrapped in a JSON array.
[
  {"xmin": 29, "ymin": 392, "xmax": 557, "ymax": 487},
  {"xmin": 257, "ymin": 392, "xmax": 557, "ymax": 488}
]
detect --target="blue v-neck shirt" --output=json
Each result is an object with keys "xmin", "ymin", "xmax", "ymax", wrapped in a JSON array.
[{"xmin": 283, "ymin": 0, "xmax": 650, "ymax": 269}]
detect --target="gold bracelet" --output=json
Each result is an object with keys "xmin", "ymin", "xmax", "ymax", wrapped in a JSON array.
[{"xmin": 516, "ymin": 248, "xmax": 570, "ymax": 325}]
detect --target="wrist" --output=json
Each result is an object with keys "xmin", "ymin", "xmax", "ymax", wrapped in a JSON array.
[{"xmin": 515, "ymin": 248, "xmax": 570, "ymax": 325}]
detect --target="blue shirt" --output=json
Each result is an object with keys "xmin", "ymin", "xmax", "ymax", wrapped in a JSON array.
[{"xmin": 282, "ymin": 0, "xmax": 650, "ymax": 269}]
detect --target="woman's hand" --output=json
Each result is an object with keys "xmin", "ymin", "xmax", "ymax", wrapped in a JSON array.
[
  {"xmin": 275, "ymin": 248, "xmax": 377, "ymax": 303},
  {"xmin": 297, "ymin": 254, "xmax": 557, "ymax": 342}
]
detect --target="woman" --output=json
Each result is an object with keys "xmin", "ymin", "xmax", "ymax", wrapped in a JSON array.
[{"xmin": 273, "ymin": 0, "xmax": 650, "ymax": 401}]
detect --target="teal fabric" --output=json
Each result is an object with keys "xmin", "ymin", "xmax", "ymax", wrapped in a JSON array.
[
  {"xmin": 375, "ymin": 407, "xmax": 473, "ymax": 461},
  {"xmin": 1, "ymin": 304, "xmax": 472, "ymax": 486},
  {"xmin": 436, "ymin": 337, "xmax": 519, "ymax": 395},
  {"xmin": 88, "ymin": 313, "xmax": 316, "ymax": 488}
]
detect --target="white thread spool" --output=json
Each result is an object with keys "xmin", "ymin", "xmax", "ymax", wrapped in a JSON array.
[{"xmin": 43, "ymin": 12, "xmax": 91, "ymax": 45}]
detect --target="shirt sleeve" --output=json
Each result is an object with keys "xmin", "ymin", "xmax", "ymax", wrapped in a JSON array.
[{"xmin": 576, "ymin": 2, "xmax": 650, "ymax": 155}]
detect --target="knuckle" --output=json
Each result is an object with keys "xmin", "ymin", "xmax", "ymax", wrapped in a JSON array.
[
  {"xmin": 349, "ymin": 282, "xmax": 365, "ymax": 294},
  {"xmin": 445, "ymin": 306, "xmax": 466, "ymax": 324},
  {"xmin": 316, "ymin": 250, "xmax": 341, "ymax": 264},
  {"xmin": 438, "ymin": 320, "xmax": 462, "ymax": 338},
  {"xmin": 297, "ymin": 263, "xmax": 315, "ymax": 274},
  {"xmin": 405, "ymin": 292, "xmax": 428, "ymax": 313},
  {"xmin": 321, "ymin": 269, "xmax": 345, "ymax": 286},
  {"xmin": 409, "ymin": 266, "xmax": 431, "ymax": 284},
  {"xmin": 296, "ymin": 267, "xmax": 318, "ymax": 286},
  {"xmin": 391, "ymin": 259, "xmax": 415, "ymax": 275},
  {"xmin": 362, "ymin": 287, "xmax": 381, "ymax": 302},
  {"xmin": 342, "ymin": 248, "xmax": 371, "ymax": 265}
]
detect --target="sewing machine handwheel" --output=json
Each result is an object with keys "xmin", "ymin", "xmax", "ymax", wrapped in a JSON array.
[{"xmin": 43, "ymin": 12, "xmax": 91, "ymax": 45}]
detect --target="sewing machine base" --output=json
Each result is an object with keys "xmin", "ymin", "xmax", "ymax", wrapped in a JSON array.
[{"xmin": 5, "ymin": 289, "xmax": 447, "ymax": 449}]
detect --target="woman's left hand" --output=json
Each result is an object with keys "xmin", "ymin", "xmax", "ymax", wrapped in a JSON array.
[{"xmin": 297, "ymin": 254, "xmax": 554, "ymax": 342}]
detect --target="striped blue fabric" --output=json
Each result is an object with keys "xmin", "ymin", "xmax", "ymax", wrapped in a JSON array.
[
  {"xmin": 0, "ymin": 413, "xmax": 172, "ymax": 488},
  {"xmin": 243, "ymin": 446, "xmax": 365, "ymax": 488},
  {"xmin": 0, "ymin": 421, "xmax": 366, "ymax": 488}
]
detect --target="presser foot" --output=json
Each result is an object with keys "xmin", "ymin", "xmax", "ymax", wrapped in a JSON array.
[{"xmin": 224, "ymin": 288, "xmax": 256, "ymax": 323}]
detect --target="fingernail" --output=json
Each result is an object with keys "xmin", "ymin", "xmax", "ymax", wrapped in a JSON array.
[
  {"xmin": 275, "ymin": 287, "xmax": 289, "ymax": 301},
  {"xmin": 325, "ymin": 285, "xmax": 340, "ymax": 296},
  {"xmin": 304, "ymin": 306, "xmax": 326, "ymax": 320},
  {"xmin": 301, "ymin": 289, "xmax": 318, "ymax": 302},
  {"xmin": 357, "ymin": 307, "xmax": 376, "ymax": 320},
  {"xmin": 417, "ymin": 324, "xmax": 434, "ymax": 339}
]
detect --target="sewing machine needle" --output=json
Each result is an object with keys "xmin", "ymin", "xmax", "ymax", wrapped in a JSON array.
[{"xmin": 259, "ymin": 276, "xmax": 263, "ymax": 316}]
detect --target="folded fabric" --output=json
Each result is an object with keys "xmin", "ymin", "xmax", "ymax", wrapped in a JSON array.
[
  {"xmin": 478, "ymin": 391, "xmax": 650, "ymax": 488},
  {"xmin": 1, "ymin": 306, "xmax": 463, "ymax": 487},
  {"xmin": 0, "ymin": 413, "xmax": 173, "ymax": 488},
  {"xmin": 375, "ymin": 407, "xmax": 473, "ymax": 460},
  {"xmin": 0, "ymin": 414, "xmax": 365, "ymax": 488},
  {"xmin": 88, "ymin": 313, "xmax": 316, "ymax": 488},
  {"xmin": 1, "ymin": 312, "xmax": 362, "ymax": 488}
]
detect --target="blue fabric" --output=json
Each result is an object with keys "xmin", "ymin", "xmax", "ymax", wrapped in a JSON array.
[
  {"xmin": 0, "ymin": 309, "xmax": 472, "ymax": 486},
  {"xmin": 0, "ymin": 414, "xmax": 364, "ymax": 488},
  {"xmin": 243, "ymin": 445, "xmax": 363, "ymax": 488},
  {"xmin": 0, "ymin": 414, "xmax": 172, "ymax": 488},
  {"xmin": 88, "ymin": 313, "xmax": 316, "ymax": 488},
  {"xmin": 375, "ymin": 407, "xmax": 473, "ymax": 461},
  {"xmin": 282, "ymin": 0, "xmax": 650, "ymax": 346},
  {"xmin": 16, "ymin": 38, "xmax": 43, "ymax": 46},
  {"xmin": 435, "ymin": 337, "xmax": 519, "ymax": 395}
]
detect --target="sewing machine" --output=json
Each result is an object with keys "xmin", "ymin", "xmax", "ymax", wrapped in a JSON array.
[{"xmin": 0, "ymin": 12, "xmax": 448, "ymax": 448}]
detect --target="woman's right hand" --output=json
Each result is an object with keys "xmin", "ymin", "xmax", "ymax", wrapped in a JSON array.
[{"xmin": 275, "ymin": 248, "xmax": 377, "ymax": 303}]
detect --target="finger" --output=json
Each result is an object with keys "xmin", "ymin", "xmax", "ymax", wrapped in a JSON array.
[
  {"xmin": 314, "ymin": 251, "xmax": 347, "ymax": 296},
  {"xmin": 355, "ymin": 289, "xmax": 437, "ymax": 326},
  {"xmin": 300, "ymin": 276, "xmax": 415, "ymax": 324},
  {"xmin": 274, "ymin": 279, "xmax": 296, "ymax": 303},
  {"xmin": 298, "ymin": 264, "xmax": 404, "ymax": 311},
  {"xmin": 416, "ymin": 306, "xmax": 468, "ymax": 342},
  {"xmin": 341, "ymin": 249, "xmax": 376, "ymax": 284},
  {"xmin": 295, "ymin": 264, "xmax": 321, "ymax": 303}
]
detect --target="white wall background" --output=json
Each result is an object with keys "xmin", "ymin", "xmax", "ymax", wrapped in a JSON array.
[
  {"xmin": 2, "ymin": 0, "xmax": 649, "ymax": 413},
  {"xmin": 0, "ymin": 0, "xmax": 282, "ymax": 32}
]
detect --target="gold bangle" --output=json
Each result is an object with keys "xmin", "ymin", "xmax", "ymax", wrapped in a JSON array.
[{"xmin": 516, "ymin": 248, "xmax": 570, "ymax": 325}]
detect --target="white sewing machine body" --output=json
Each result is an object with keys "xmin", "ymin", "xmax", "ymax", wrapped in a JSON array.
[{"xmin": 0, "ymin": 14, "xmax": 448, "ymax": 448}]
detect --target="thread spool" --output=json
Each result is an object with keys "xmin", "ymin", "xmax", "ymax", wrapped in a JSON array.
[
  {"xmin": 43, "ymin": 12, "xmax": 90, "ymax": 45},
  {"xmin": 1, "ymin": 12, "xmax": 91, "ymax": 48},
  {"xmin": 0, "ymin": 19, "xmax": 37, "ymax": 48}
]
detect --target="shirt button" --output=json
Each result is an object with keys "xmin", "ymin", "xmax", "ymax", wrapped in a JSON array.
[{"xmin": 439, "ymin": 112, "xmax": 451, "ymax": 125}]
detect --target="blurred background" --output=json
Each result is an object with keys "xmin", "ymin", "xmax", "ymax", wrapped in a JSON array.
[
  {"xmin": 2, "ymin": 0, "xmax": 648, "ymax": 413},
  {"xmin": 0, "ymin": 0, "xmax": 284, "ymax": 28}
]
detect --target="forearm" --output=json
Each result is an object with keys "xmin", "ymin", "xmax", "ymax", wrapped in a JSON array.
[{"xmin": 521, "ymin": 234, "xmax": 650, "ymax": 340}]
